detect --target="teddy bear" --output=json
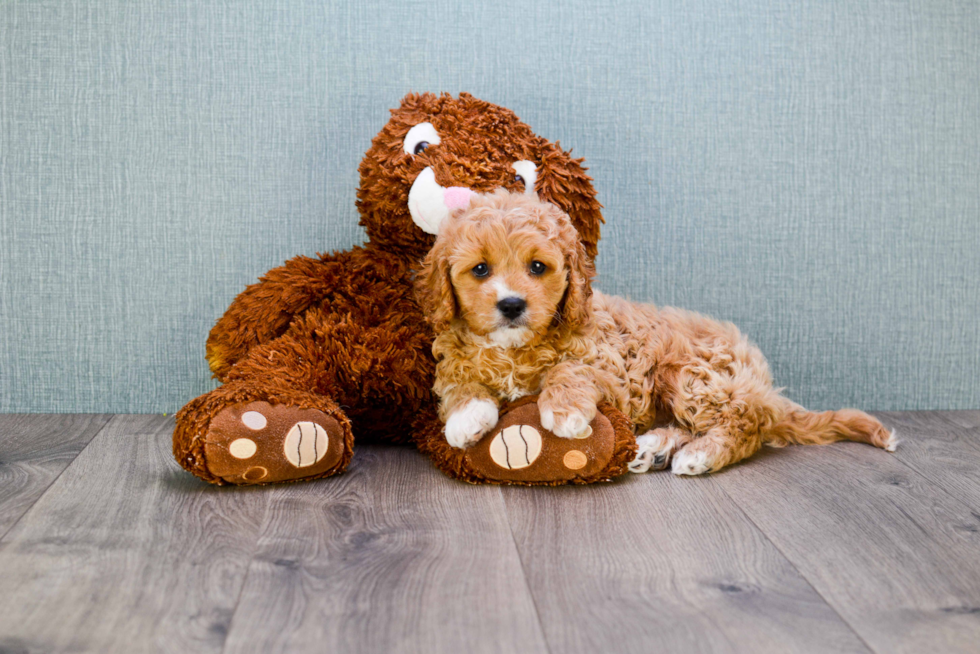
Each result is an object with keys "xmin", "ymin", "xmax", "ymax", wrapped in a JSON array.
[{"xmin": 173, "ymin": 92, "xmax": 637, "ymax": 486}]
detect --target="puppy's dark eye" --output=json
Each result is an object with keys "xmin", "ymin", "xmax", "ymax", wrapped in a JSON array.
[
  {"xmin": 514, "ymin": 174, "xmax": 525, "ymax": 187},
  {"xmin": 472, "ymin": 263, "xmax": 490, "ymax": 278},
  {"xmin": 529, "ymin": 261, "xmax": 546, "ymax": 276},
  {"xmin": 413, "ymin": 141, "xmax": 430, "ymax": 155}
]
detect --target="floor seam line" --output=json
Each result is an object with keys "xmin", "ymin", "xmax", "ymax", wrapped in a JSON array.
[
  {"xmin": 708, "ymin": 475, "xmax": 881, "ymax": 654},
  {"xmin": 875, "ymin": 413, "xmax": 980, "ymax": 515},
  {"xmin": 219, "ymin": 552, "xmax": 258, "ymax": 654},
  {"xmin": 219, "ymin": 493, "xmax": 273, "ymax": 654},
  {"xmin": 0, "ymin": 413, "xmax": 117, "ymax": 544},
  {"xmin": 499, "ymin": 486, "xmax": 554, "ymax": 654}
]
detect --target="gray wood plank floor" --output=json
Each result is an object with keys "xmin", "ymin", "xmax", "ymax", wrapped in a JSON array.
[
  {"xmin": 0, "ymin": 412, "xmax": 978, "ymax": 653},
  {"xmin": 0, "ymin": 414, "xmax": 111, "ymax": 539}
]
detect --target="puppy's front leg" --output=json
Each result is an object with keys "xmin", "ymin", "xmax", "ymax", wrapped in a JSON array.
[
  {"xmin": 440, "ymin": 383, "xmax": 500, "ymax": 449},
  {"xmin": 538, "ymin": 362, "xmax": 602, "ymax": 439}
]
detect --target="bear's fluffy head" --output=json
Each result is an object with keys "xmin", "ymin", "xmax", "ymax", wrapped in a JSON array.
[{"xmin": 357, "ymin": 92, "xmax": 603, "ymax": 260}]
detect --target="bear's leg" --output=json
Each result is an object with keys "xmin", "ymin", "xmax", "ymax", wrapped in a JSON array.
[
  {"xmin": 175, "ymin": 304, "xmax": 439, "ymax": 485},
  {"xmin": 175, "ymin": 320, "xmax": 364, "ymax": 485},
  {"xmin": 413, "ymin": 397, "xmax": 638, "ymax": 486}
]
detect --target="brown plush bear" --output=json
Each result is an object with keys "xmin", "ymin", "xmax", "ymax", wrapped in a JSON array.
[{"xmin": 173, "ymin": 92, "xmax": 636, "ymax": 486}]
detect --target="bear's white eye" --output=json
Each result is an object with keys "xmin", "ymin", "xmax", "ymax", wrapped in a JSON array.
[
  {"xmin": 403, "ymin": 122, "xmax": 442, "ymax": 156},
  {"xmin": 512, "ymin": 160, "xmax": 538, "ymax": 195}
]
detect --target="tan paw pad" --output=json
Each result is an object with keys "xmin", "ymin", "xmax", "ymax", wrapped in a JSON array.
[
  {"xmin": 228, "ymin": 438, "xmax": 257, "ymax": 459},
  {"xmin": 488, "ymin": 425, "xmax": 542, "ymax": 470},
  {"xmin": 242, "ymin": 466, "xmax": 268, "ymax": 482},
  {"xmin": 563, "ymin": 450, "xmax": 588, "ymax": 470},
  {"xmin": 283, "ymin": 422, "xmax": 329, "ymax": 468},
  {"xmin": 241, "ymin": 411, "xmax": 267, "ymax": 430}
]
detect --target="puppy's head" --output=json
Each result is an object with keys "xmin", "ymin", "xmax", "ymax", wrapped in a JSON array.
[{"xmin": 416, "ymin": 190, "xmax": 594, "ymax": 346}]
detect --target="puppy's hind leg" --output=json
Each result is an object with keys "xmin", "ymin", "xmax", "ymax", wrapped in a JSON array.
[
  {"xmin": 671, "ymin": 426, "xmax": 764, "ymax": 476},
  {"xmin": 629, "ymin": 426, "xmax": 694, "ymax": 473},
  {"xmin": 665, "ymin": 338, "xmax": 783, "ymax": 475}
]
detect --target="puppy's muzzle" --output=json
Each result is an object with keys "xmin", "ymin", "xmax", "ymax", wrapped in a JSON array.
[{"xmin": 497, "ymin": 297, "xmax": 527, "ymax": 321}]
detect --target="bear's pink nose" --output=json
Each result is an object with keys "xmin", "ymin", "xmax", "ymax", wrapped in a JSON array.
[{"xmin": 443, "ymin": 187, "xmax": 474, "ymax": 210}]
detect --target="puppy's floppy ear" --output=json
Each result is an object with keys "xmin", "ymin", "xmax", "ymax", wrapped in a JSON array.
[
  {"xmin": 414, "ymin": 234, "xmax": 458, "ymax": 333},
  {"xmin": 552, "ymin": 206, "xmax": 595, "ymax": 331},
  {"xmin": 535, "ymin": 141, "xmax": 603, "ymax": 261}
]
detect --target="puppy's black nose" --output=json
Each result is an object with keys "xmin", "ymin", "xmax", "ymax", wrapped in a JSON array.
[{"xmin": 497, "ymin": 297, "xmax": 527, "ymax": 320}]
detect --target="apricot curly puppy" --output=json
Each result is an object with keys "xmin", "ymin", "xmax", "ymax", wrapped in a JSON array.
[{"xmin": 415, "ymin": 190, "xmax": 897, "ymax": 475}]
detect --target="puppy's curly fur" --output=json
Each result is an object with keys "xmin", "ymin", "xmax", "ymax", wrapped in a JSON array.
[{"xmin": 416, "ymin": 190, "xmax": 897, "ymax": 475}]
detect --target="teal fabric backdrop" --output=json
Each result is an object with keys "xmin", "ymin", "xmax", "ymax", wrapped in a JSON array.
[{"xmin": 1, "ymin": 0, "xmax": 977, "ymax": 412}]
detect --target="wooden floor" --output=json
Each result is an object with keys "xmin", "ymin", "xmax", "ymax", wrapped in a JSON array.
[{"xmin": 1, "ymin": 413, "xmax": 979, "ymax": 653}]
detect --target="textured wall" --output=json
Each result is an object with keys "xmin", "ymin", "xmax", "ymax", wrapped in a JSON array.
[{"xmin": 1, "ymin": 0, "xmax": 978, "ymax": 412}]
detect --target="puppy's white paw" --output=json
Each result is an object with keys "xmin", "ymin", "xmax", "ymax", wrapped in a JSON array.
[
  {"xmin": 551, "ymin": 411, "xmax": 592, "ymax": 439},
  {"xmin": 539, "ymin": 407, "xmax": 556, "ymax": 432},
  {"xmin": 630, "ymin": 432, "xmax": 674, "ymax": 473},
  {"xmin": 445, "ymin": 400, "xmax": 498, "ymax": 449},
  {"xmin": 671, "ymin": 448, "xmax": 712, "ymax": 476}
]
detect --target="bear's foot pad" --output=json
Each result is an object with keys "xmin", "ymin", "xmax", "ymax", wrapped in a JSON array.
[
  {"xmin": 464, "ymin": 401, "xmax": 619, "ymax": 483},
  {"xmin": 204, "ymin": 401, "xmax": 345, "ymax": 485}
]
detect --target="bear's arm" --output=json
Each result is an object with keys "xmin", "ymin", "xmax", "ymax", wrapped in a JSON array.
[{"xmin": 205, "ymin": 253, "xmax": 344, "ymax": 381}]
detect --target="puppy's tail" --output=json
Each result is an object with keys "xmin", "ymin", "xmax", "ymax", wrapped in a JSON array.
[{"xmin": 764, "ymin": 400, "xmax": 897, "ymax": 451}]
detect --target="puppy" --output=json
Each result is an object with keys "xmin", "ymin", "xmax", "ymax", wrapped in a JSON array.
[{"xmin": 415, "ymin": 190, "xmax": 897, "ymax": 475}]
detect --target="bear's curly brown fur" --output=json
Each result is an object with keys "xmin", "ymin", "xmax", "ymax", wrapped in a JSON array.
[{"xmin": 173, "ymin": 92, "xmax": 633, "ymax": 485}]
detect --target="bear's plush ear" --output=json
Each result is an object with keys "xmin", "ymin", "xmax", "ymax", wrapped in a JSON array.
[{"xmin": 535, "ymin": 141, "xmax": 604, "ymax": 260}]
